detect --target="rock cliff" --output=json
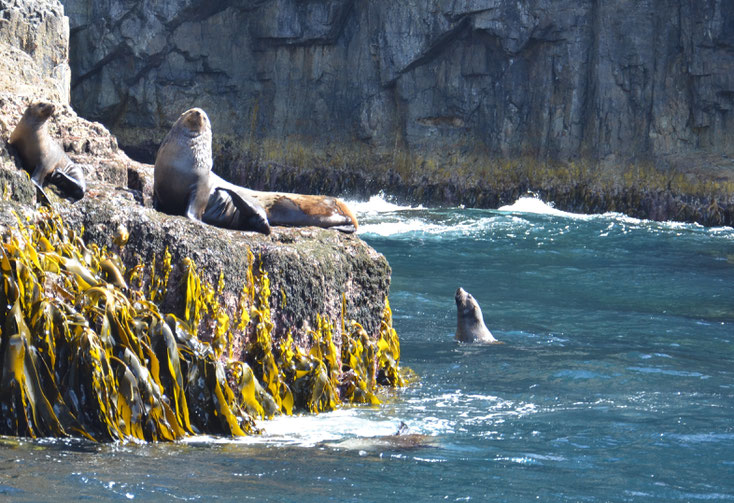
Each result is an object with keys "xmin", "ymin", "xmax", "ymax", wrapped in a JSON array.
[
  {"xmin": 1, "ymin": 0, "xmax": 390, "ymax": 348},
  {"xmin": 0, "ymin": 0, "xmax": 70, "ymax": 104},
  {"xmin": 59, "ymin": 0, "xmax": 734, "ymax": 225},
  {"xmin": 0, "ymin": 0, "xmax": 397, "ymax": 440}
]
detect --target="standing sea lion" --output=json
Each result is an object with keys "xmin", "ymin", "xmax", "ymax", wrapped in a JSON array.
[
  {"xmin": 153, "ymin": 108, "xmax": 270, "ymax": 234},
  {"xmin": 455, "ymin": 287, "xmax": 499, "ymax": 344},
  {"xmin": 9, "ymin": 102, "xmax": 86, "ymax": 200}
]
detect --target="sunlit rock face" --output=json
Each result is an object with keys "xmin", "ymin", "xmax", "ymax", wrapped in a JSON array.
[
  {"xmin": 61, "ymin": 0, "xmax": 733, "ymax": 171},
  {"xmin": 1, "ymin": 0, "xmax": 394, "ymax": 399},
  {"xmin": 0, "ymin": 0, "xmax": 71, "ymax": 103}
]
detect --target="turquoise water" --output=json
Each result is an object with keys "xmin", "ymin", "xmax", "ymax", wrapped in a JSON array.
[{"xmin": 2, "ymin": 197, "xmax": 733, "ymax": 502}]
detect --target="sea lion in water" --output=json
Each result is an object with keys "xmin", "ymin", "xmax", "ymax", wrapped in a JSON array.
[
  {"xmin": 9, "ymin": 102, "xmax": 86, "ymax": 200},
  {"xmin": 209, "ymin": 173, "xmax": 358, "ymax": 233},
  {"xmin": 321, "ymin": 422, "xmax": 437, "ymax": 452},
  {"xmin": 153, "ymin": 108, "xmax": 270, "ymax": 234},
  {"xmin": 455, "ymin": 287, "xmax": 499, "ymax": 343}
]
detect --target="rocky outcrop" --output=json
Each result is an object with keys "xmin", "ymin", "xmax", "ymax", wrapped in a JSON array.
[
  {"xmin": 0, "ymin": 0, "xmax": 70, "ymax": 104},
  {"xmin": 0, "ymin": 98, "xmax": 390, "ymax": 355},
  {"xmin": 0, "ymin": 0, "xmax": 399, "ymax": 442},
  {"xmin": 0, "ymin": 0, "xmax": 391, "ymax": 355}
]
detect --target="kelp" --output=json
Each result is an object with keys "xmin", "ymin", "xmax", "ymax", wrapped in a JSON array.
[
  {"xmin": 376, "ymin": 299, "xmax": 404, "ymax": 387},
  {"xmin": 0, "ymin": 206, "xmax": 405, "ymax": 442}
]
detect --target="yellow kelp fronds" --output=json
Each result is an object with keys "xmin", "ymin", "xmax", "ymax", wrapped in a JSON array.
[
  {"xmin": 0, "ymin": 208, "xmax": 254, "ymax": 440},
  {"xmin": 244, "ymin": 255, "xmax": 294, "ymax": 415},
  {"xmin": 148, "ymin": 248, "xmax": 171, "ymax": 303},
  {"xmin": 341, "ymin": 320, "xmax": 380, "ymax": 405},
  {"xmin": 376, "ymin": 298, "xmax": 405, "ymax": 387},
  {"xmin": 340, "ymin": 295, "xmax": 380, "ymax": 405},
  {"xmin": 283, "ymin": 316, "xmax": 341, "ymax": 413},
  {"xmin": 182, "ymin": 261, "xmax": 231, "ymax": 359},
  {"xmin": 0, "ymin": 206, "xmax": 406, "ymax": 442}
]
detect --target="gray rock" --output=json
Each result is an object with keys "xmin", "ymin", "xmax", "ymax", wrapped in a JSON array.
[
  {"xmin": 0, "ymin": 0, "xmax": 71, "ymax": 103},
  {"xmin": 1, "ymin": 89, "xmax": 391, "ymax": 351},
  {"xmin": 60, "ymin": 0, "xmax": 733, "ymax": 164}
]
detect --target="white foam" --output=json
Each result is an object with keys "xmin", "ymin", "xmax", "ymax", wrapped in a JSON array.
[
  {"xmin": 357, "ymin": 216, "xmax": 504, "ymax": 237},
  {"xmin": 347, "ymin": 193, "xmax": 422, "ymax": 215},
  {"xmin": 254, "ymin": 409, "xmax": 403, "ymax": 446},
  {"xmin": 182, "ymin": 409, "xmax": 409, "ymax": 448},
  {"xmin": 498, "ymin": 196, "xmax": 591, "ymax": 220},
  {"xmin": 353, "ymin": 193, "xmax": 734, "ymax": 239}
]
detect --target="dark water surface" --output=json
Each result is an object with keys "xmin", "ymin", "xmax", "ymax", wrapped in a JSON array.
[{"xmin": 2, "ymin": 197, "xmax": 733, "ymax": 502}]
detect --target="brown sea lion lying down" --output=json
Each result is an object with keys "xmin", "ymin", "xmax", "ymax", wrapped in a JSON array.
[
  {"xmin": 209, "ymin": 173, "xmax": 358, "ymax": 234},
  {"xmin": 153, "ymin": 108, "xmax": 357, "ymax": 234},
  {"xmin": 9, "ymin": 102, "xmax": 86, "ymax": 200}
]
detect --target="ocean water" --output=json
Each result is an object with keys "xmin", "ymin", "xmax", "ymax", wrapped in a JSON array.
[{"xmin": 2, "ymin": 196, "xmax": 733, "ymax": 502}]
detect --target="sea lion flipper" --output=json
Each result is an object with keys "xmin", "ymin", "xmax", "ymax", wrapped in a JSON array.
[
  {"xmin": 31, "ymin": 178, "xmax": 52, "ymax": 207},
  {"xmin": 219, "ymin": 187, "xmax": 271, "ymax": 235},
  {"xmin": 329, "ymin": 223, "xmax": 357, "ymax": 233},
  {"xmin": 48, "ymin": 164, "xmax": 86, "ymax": 200},
  {"xmin": 185, "ymin": 178, "xmax": 213, "ymax": 221},
  {"xmin": 30, "ymin": 164, "xmax": 46, "ymax": 185},
  {"xmin": 203, "ymin": 187, "xmax": 271, "ymax": 235},
  {"xmin": 185, "ymin": 188, "xmax": 202, "ymax": 221}
]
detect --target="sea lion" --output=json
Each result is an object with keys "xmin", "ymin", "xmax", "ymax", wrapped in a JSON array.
[
  {"xmin": 9, "ymin": 102, "xmax": 86, "ymax": 200},
  {"xmin": 250, "ymin": 190, "xmax": 358, "ymax": 233},
  {"xmin": 209, "ymin": 173, "xmax": 358, "ymax": 233},
  {"xmin": 321, "ymin": 422, "xmax": 437, "ymax": 452},
  {"xmin": 153, "ymin": 108, "xmax": 270, "ymax": 234},
  {"xmin": 455, "ymin": 287, "xmax": 499, "ymax": 344}
]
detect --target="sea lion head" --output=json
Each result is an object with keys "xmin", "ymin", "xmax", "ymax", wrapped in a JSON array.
[
  {"xmin": 23, "ymin": 102, "xmax": 55, "ymax": 125},
  {"xmin": 176, "ymin": 108, "xmax": 211, "ymax": 136},
  {"xmin": 455, "ymin": 287, "xmax": 479, "ymax": 319}
]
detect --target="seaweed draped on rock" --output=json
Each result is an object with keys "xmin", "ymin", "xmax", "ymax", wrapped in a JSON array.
[
  {"xmin": 0, "ymin": 100, "xmax": 401, "ymax": 439},
  {"xmin": 0, "ymin": 200, "xmax": 402, "ymax": 441}
]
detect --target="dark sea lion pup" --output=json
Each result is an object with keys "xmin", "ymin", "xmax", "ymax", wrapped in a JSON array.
[
  {"xmin": 153, "ymin": 108, "xmax": 270, "ymax": 234},
  {"xmin": 455, "ymin": 287, "xmax": 500, "ymax": 344},
  {"xmin": 9, "ymin": 102, "xmax": 86, "ymax": 200}
]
